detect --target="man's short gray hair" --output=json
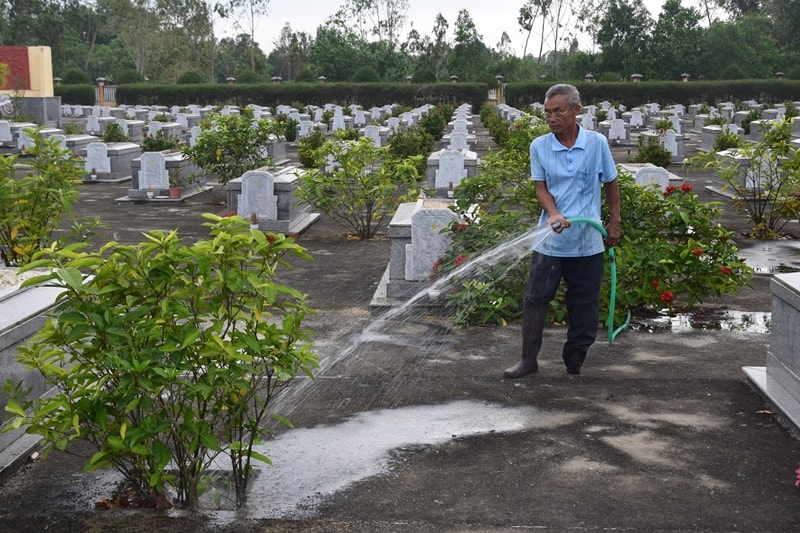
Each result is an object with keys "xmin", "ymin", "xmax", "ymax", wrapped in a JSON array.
[{"xmin": 545, "ymin": 84, "xmax": 581, "ymax": 108}]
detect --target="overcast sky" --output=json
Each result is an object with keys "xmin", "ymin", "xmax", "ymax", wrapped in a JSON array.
[{"xmin": 215, "ymin": 0, "xmax": 671, "ymax": 57}]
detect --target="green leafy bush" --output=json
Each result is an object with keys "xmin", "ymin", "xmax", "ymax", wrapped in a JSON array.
[
  {"xmin": 6, "ymin": 215, "xmax": 317, "ymax": 510},
  {"xmin": 386, "ymin": 125, "xmax": 435, "ymax": 175},
  {"xmin": 691, "ymin": 118, "xmax": 800, "ymax": 239},
  {"xmin": 418, "ymin": 103, "xmax": 454, "ymax": 141},
  {"xmin": 182, "ymin": 109, "xmax": 285, "ymax": 185},
  {"xmin": 61, "ymin": 68, "xmax": 91, "ymax": 84},
  {"xmin": 297, "ymin": 129, "xmax": 327, "ymax": 168},
  {"xmin": 713, "ymin": 131, "xmax": 742, "ymax": 151},
  {"xmin": 351, "ymin": 66, "xmax": 381, "ymax": 82},
  {"xmin": 295, "ymin": 137, "xmax": 421, "ymax": 239},
  {"xmin": 435, "ymin": 156, "xmax": 752, "ymax": 327},
  {"xmin": 176, "ymin": 71, "xmax": 204, "ymax": 84},
  {"xmin": 102, "ymin": 121, "xmax": 129, "ymax": 143},
  {"xmin": 741, "ymin": 108, "xmax": 762, "ymax": 135},
  {"xmin": 0, "ymin": 129, "xmax": 85, "ymax": 266},
  {"xmin": 141, "ymin": 130, "xmax": 179, "ymax": 152},
  {"xmin": 627, "ymin": 134, "xmax": 672, "ymax": 168}
]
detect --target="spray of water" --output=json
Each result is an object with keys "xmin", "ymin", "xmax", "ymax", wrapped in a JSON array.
[{"xmin": 273, "ymin": 224, "xmax": 556, "ymax": 416}]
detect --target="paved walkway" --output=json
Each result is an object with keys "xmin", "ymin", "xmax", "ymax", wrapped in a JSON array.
[{"xmin": 1, "ymin": 113, "xmax": 799, "ymax": 532}]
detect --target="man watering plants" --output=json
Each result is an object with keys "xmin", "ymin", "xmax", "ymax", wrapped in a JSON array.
[{"xmin": 504, "ymin": 83, "xmax": 621, "ymax": 378}]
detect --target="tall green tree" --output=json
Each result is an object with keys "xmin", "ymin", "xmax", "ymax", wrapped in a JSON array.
[
  {"xmin": 700, "ymin": 15, "xmax": 781, "ymax": 79},
  {"xmin": 647, "ymin": 0, "xmax": 704, "ymax": 80},
  {"xmin": 447, "ymin": 9, "xmax": 489, "ymax": 80},
  {"xmin": 591, "ymin": 0, "xmax": 653, "ymax": 78},
  {"xmin": 268, "ymin": 23, "xmax": 312, "ymax": 80},
  {"xmin": 219, "ymin": 0, "xmax": 271, "ymax": 72}
]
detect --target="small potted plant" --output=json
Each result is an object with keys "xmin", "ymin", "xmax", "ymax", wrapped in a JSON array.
[{"xmin": 168, "ymin": 167, "xmax": 182, "ymax": 199}]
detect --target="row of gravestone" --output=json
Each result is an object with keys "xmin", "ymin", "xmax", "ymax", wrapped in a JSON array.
[{"xmin": 385, "ymin": 104, "xmax": 480, "ymax": 298}]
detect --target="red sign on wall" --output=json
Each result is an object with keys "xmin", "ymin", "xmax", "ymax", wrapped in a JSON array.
[{"xmin": 0, "ymin": 46, "xmax": 31, "ymax": 91}]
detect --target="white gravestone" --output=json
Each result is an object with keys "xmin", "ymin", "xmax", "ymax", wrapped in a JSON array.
[
  {"xmin": 629, "ymin": 109, "xmax": 644, "ymax": 128},
  {"xmin": 330, "ymin": 114, "xmax": 346, "ymax": 132},
  {"xmin": 139, "ymin": 151, "xmax": 169, "ymax": 191},
  {"xmin": 669, "ymin": 114, "xmax": 682, "ymax": 134},
  {"xmin": 634, "ymin": 166, "xmax": 670, "ymax": 192},
  {"xmin": 386, "ymin": 117, "xmax": 401, "ymax": 133},
  {"xmin": 189, "ymin": 126, "xmax": 201, "ymax": 147},
  {"xmin": 298, "ymin": 120, "xmax": 314, "ymax": 138},
  {"xmin": 17, "ymin": 129, "xmax": 36, "ymax": 150},
  {"xmin": 364, "ymin": 125, "xmax": 382, "ymax": 147},
  {"xmin": 448, "ymin": 131, "xmax": 469, "ymax": 151},
  {"xmin": 85, "ymin": 142, "xmax": 112, "ymax": 174},
  {"xmin": 353, "ymin": 110, "xmax": 368, "ymax": 127},
  {"xmin": 85, "ymin": 115, "xmax": 101, "ymax": 135},
  {"xmin": 237, "ymin": 170, "xmax": 278, "ymax": 222},
  {"xmin": 608, "ymin": 119, "xmax": 627, "ymax": 142},
  {"xmin": 580, "ymin": 114, "xmax": 595, "ymax": 131},
  {"xmin": 663, "ymin": 129, "xmax": 679, "ymax": 158},
  {"xmin": 0, "ymin": 120, "xmax": 11, "ymax": 145},
  {"xmin": 435, "ymin": 149, "xmax": 468, "ymax": 189},
  {"xmin": 147, "ymin": 121, "xmax": 163, "ymax": 137},
  {"xmin": 405, "ymin": 201, "xmax": 460, "ymax": 282}
]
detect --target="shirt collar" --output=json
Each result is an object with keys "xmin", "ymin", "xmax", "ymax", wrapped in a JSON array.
[{"xmin": 549, "ymin": 125, "xmax": 586, "ymax": 151}]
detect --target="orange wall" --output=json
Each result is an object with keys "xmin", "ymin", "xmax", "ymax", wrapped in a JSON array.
[{"xmin": 0, "ymin": 46, "xmax": 54, "ymax": 97}]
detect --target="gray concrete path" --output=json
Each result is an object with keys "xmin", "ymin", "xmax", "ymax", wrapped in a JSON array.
[{"xmin": 1, "ymin": 115, "xmax": 799, "ymax": 532}]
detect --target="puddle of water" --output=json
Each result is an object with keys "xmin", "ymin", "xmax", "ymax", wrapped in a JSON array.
[
  {"xmin": 631, "ymin": 310, "xmax": 771, "ymax": 333},
  {"xmin": 233, "ymin": 400, "xmax": 568, "ymax": 520}
]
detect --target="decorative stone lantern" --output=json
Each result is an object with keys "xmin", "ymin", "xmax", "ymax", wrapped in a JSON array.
[
  {"xmin": 681, "ymin": 73, "xmax": 690, "ymax": 82},
  {"xmin": 449, "ymin": 75, "xmax": 459, "ymax": 83},
  {"xmin": 630, "ymin": 73, "xmax": 643, "ymax": 83},
  {"xmin": 584, "ymin": 73, "xmax": 594, "ymax": 82}
]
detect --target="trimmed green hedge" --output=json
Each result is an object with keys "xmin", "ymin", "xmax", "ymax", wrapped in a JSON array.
[
  {"xmin": 504, "ymin": 80, "xmax": 800, "ymax": 109},
  {"xmin": 54, "ymin": 84, "xmax": 95, "ymax": 106},
  {"xmin": 114, "ymin": 82, "xmax": 489, "ymax": 111}
]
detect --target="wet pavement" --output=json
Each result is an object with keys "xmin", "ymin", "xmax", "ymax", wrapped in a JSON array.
[{"xmin": 1, "ymin": 117, "xmax": 800, "ymax": 531}]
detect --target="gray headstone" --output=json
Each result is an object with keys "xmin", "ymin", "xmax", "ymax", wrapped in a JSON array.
[
  {"xmin": 404, "ymin": 201, "xmax": 460, "ymax": 281},
  {"xmin": 435, "ymin": 149, "xmax": 468, "ymax": 189},
  {"xmin": 634, "ymin": 166, "xmax": 669, "ymax": 192},
  {"xmin": 139, "ymin": 151, "xmax": 169, "ymax": 190},
  {"xmin": 448, "ymin": 131, "xmax": 469, "ymax": 151},
  {"xmin": 85, "ymin": 142, "xmax": 112, "ymax": 173},
  {"xmin": 237, "ymin": 170, "xmax": 278, "ymax": 221}
]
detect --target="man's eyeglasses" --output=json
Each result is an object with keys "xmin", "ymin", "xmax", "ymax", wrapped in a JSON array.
[{"xmin": 543, "ymin": 108, "xmax": 572, "ymax": 119}]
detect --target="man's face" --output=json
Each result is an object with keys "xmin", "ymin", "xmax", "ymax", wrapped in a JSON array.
[{"xmin": 544, "ymin": 94, "xmax": 580, "ymax": 135}]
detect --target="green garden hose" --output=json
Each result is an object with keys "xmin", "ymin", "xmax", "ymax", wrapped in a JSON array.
[{"xmin": 562, "ymin": 217, "xmax": 630, "ymax": 344}]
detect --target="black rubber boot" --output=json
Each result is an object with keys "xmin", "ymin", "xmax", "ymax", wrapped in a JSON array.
[
  {"xmin": 504, "ymin": 303, "xmax": 548, "ymax": 379},
  {"xmin": 563, "ymin": 348, "xmax": 587, "ymax": 375}
]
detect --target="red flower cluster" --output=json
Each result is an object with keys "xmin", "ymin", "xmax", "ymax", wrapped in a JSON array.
[
  {"xmin": 692, "ymin": 247, "xmax": 703, "ymax": 256},
  {"xmin": 651, "ymin": 279, "xmax": 660, "ymax": 288},
  {"xmin": 664, "ymin": 183, "xmax": 694, "ymax": 196},
  {"xmin": 719, "ymin": 266, "xmax": 734, "ymax": 276},
  {"xmin": 454, "ymin": 254, "xmax": 468, "ymax": 267},
  {"xmin": 265, "ymin": 233, "xmax": 277, "ymax": 243},
  {"xmin": 660, "ymin": 290, "xmax": 674, "ymax": 303}
]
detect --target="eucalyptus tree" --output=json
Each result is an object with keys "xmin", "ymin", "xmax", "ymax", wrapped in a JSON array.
[
  {"xmin": 269, "ymin": 23, "xmax": 313, "ymax": 80},
  {"xmin": 218, "ymin": 0, "xmax": 271, "ymax": 72},
  {"xmin": 447, "ymin": 9, "xmax": 489, "ymax": 81},
  {"xmin": 329, "ymin": 0, "xmax": 410, "ymax": 45}
]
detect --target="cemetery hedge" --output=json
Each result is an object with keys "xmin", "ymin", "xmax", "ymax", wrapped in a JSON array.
[
  {"xmin": 505, "ymin": 80, "xmax": 800, "ymax": 108},
  {"xmin": 53, "ymin": 84, "xmax": 95, "ymax": 106},
  {"xmin": 112, "ymin": 82, "xmax": 489, "ymax": 111}
]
